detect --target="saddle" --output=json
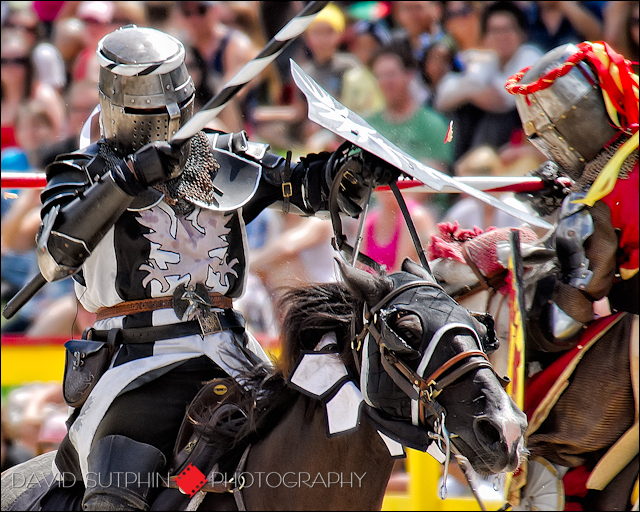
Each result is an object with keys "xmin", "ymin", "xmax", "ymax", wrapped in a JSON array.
[{"xmin": 151, "ymin": 377, "xmax": 250, "ymax": 511}]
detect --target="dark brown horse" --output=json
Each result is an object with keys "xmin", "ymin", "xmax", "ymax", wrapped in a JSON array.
[
  {"xmin": 429, "ymin": 226, "xmax": 638, "ymax": 511},
  {"xmin": 2, "ymin": 259, "xmax": 527, "ymax": 511}
]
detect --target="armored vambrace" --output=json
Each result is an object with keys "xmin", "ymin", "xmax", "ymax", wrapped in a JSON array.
[{"xmin": 37, "ymin": 170, "xmax": 135, "ymax": 282}]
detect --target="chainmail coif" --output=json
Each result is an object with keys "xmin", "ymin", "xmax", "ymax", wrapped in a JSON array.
[{"xmin": 99, "ymin": 131, "xmax": 220, "ymax": 215}]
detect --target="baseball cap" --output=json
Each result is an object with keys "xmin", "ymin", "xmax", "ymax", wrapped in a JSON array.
[{"xmin": 77, "ymin": 1, "xmax": 115, "ymax": 24}]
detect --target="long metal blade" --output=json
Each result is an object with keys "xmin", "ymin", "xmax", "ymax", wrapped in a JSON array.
[{"xmin": 290, "ymin": 59, "xmax": 552, "ymax": 230}]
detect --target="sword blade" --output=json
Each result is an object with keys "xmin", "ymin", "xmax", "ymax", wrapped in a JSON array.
[{"xmin": 290, "ymin": 59, "xmax": 552, "ymax": 230}]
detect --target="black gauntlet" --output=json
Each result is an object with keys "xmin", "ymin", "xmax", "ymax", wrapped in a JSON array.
[
  {"xmin": 516, "ymin": 161, "xmax": 570, "ymax": 217},
  {"xmin": 113, "ymin": 140, "xmax": 191, "ymax": 196},
  {"xmin": 325, "ymin": 144, "xmax": 400, "ymax": 218}
]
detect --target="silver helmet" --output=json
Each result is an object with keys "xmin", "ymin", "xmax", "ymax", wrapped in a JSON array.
[
  {"xmin": 514, "ymin": 44, "xmax": 619, "ymax": 180},
  {"xmin": 97, "ymin": 26, "xmax": 195, "ymax": 157}
]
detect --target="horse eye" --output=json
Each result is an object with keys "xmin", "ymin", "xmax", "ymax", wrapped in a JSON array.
[{"xmin": 393, "ymin": 313, "xmax": 422, "ymax": 343}]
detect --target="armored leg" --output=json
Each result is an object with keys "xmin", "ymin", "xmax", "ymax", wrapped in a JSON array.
[{"xmin": 82, "ymin": 435, "xmax": 166, "ymax": 511}]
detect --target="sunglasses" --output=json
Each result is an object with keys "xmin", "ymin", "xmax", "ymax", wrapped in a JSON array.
[
  {"xmin": 444, "ymin": 5, "xmax": 475, "ymax": 22},
  {"xmin": 180, "ymin": 4, "xmax": 208, "ymax": 17},
  {"xmin": 5, "ymin": 22, "xmax": 38, "ymax": 34},
  {"xmin": 1, "ymin": 57, "xmax": 29, "ymax": 66}
]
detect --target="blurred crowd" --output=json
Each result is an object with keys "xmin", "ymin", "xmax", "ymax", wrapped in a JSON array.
[{"xmin": 0, "ymin": 0, "xmax": 638, "ymax": 468}]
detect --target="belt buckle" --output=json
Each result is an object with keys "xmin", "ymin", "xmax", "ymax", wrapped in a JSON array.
[
  {"xmin": 197, "ymin": 310, "xmax": 223, "ymax": 337},
  {"xmin": 173, "ymin": 283, "xmax": 222, "ymax": 337}
]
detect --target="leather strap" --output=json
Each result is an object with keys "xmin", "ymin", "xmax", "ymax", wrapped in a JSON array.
[
  {"xmin": 87, "ymin": 312, "xmax": 245, "ymax": 345},
  {"xmin": 96, "ymin": 294, "xmax": 233, "ymax": 321},
  {"xmin": 389, "ymin": 180, "xmax": 431, "ymax": 272},
  {"xmin": 281, "ymin": 150, "xmax": 293, "ymax": 214},
  {"xmin": 423, "ymin": 349, "xmax": 490, "ymax": 386}
]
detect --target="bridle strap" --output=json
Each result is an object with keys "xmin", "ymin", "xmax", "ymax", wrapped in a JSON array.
[
  {"xmin": 380, "ymin": 347, "xmax": 420, "ymax": 401},
  {"xmin": 367, "ymin": 280, "xmax": 444, "ymax": 320},
  {"xmin": 461, "ymin": 243, "xmax": 490, "ymax": 290},
  {"xmin": 449, "ymin": 243, "xmax": 509, "ymax": 302},
  {"xmin": 423, "ymin": 349, "xmax": 489, "ymax": 385}
]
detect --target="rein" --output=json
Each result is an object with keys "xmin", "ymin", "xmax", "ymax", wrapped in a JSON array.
[
  {"xmin": 351, "ymin": 280, "xmax": 494, "ymax": 429},
  {"xmin": 448, "ymin": 241, "xmax": 509, "ymax": 304},
  {"xmin": 327, "ymin": 142, "xmax": 430, "ymax": 274}
]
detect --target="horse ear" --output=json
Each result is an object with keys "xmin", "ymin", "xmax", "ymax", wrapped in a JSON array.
[
  {"xmin": 336, "ymin": 258, "xmax": 393, "ymax": 307},
  {"xmin": 401, "ymin": 258, "xmax": 436, "ymax": 283}
]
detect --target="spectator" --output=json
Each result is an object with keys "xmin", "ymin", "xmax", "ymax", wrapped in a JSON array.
[
  {"xmin": 178, "ymin": 0, "xmax": 258, "ymax": 133},
  {"xmin": 1, "ymin": 100, "xmax": 79, "ymax": 335},
  {"xmin": 52, "ymin": 17, "xmax": 85, "ymax": 86},
  {"xmin": 250, "ymin": 214, "xmax": 337, "ymax": 307},
  {"xmin": 1, "ymin": 405, "xmax": 34, "ymax": 472},
  {"xmin": 523, "ymin": 1, "xmax": 603, "ymax": 52},
  {"xmin": 71, "ymin": 1, "xmax": 121, "ymax": 84},
  {"xmin": 5, "ymin": 6, "xmax": 67, "ymax": 97},
  {"xmin": 3, "ymin": 383, "xmax": 64, "ymax": 456},
  {"xmin": 441, "ymin": 1, "xmax": 483, "ymax": 55},
  {"xmin": 301, "ymin": 3, "xmax": 383, "ymax": 117},
  {"xmin": 1, "ymin": 29, "xmax": 33, "ymax": 149},
  {"xmin": 419, "ymin": 36, "xmax": 457, "ymax": 107},
  {"xmin": 390, "ymin": 1, "xmax": 444, "ymax": 63},
  {"xmin": 441, "ymin": 145, "xmax": 537, "ymax": 230},
  {"xmin": 225, "ymin": 1, "xmax": 284, "ymax": 131},
  {"xmin": 144, "ymin": 1, "xmax": 177, "ymax": 33},
  {"xmin": 360, "ymin": 189, "xmax": 437, "ymax": 273},
  {"xmin": 435, "ymin": 2, "xmax": 542, "ymax": 158},
  {"xmin": 39, "ymin": 79, "xmax": 101, "ymax": 165},
  {"xmin": 347, "ymin": 19, "xmax": 392, "ymax": 70},
  {"xmin": 604, "ymin": 1, "xmax": 639, "ymax": 74},
  {"xmin": 390, "ymin": 1, "xmax": 445, "ymax": 105},
  {"xmin": 36, "ymin": 410, "xmax": 69, "ymax": 455},
  {"xmin": 367, "ymin": 43, "xmax": 453, "ymax": 173}
]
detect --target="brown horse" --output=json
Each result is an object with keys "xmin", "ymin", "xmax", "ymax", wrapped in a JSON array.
[
  {"xmin": 429, "ymin": 224, "xmax": 638, "ymax": 511},
  {"xmin": 2, "ymin": 259, "xmax": 527, "ymax": 511}
]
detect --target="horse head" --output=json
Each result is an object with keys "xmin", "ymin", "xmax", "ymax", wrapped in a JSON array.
[{"xmin": 337, "ymin": 257, "xmax": 527, "ymax": 475}]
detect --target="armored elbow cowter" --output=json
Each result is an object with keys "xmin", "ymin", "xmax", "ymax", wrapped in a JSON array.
[
  {"xmin": 37, "ymin": 149, "xmax": 136, "ymax": 282},
  {"xmin": 554, "ymin": 191, "xmax": 594, "ymax": 291}
]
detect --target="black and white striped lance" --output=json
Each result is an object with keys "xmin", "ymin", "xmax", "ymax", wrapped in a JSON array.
[{"xmin": 171, "ymin": 0, "xmax": 330, "ymax": 144}]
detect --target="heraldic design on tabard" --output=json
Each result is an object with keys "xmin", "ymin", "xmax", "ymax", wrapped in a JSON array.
[{"xmin": 136, "ymin": 204, "xmax": 239, "ymax": 295}]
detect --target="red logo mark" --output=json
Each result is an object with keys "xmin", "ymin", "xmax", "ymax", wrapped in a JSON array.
[{"xmin": 176, "ymin": 463, "xmax": 208, "ymax": 497}]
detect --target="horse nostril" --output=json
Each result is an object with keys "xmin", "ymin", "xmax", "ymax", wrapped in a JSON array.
[{"xmin": 474, "ymin": 418, "xmax": 502, "ymax": 447}]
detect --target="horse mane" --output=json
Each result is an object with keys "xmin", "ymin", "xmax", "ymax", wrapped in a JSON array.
[
  {"xmin": 190, "ymin": 282, "xmax": 363, "ymax": 473},
  {"xmin": 277, "ymin": 282, "xmax": 360, "ymax": 378}
]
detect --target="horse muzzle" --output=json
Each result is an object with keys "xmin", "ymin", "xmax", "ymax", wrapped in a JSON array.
[{"xmin": 472, "ymin": 410, "xmax": 527, "ymax": 473}]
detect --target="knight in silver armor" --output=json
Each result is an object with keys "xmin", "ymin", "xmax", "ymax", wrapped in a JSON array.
[
  {"xmin": 508, "ymin": 42, "xmax": 639, "ymax": 351},
  {"xmin": 32, "ymin": 26, "xmax": 396, "ymax": 511}
]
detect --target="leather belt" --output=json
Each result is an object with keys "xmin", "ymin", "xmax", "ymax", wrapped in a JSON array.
[
  {"xmin": 96, "ymin": 294, "xmax": 233, "ymax": 321},
  {"xmin": 86, "ymin": 311, "xmax": 245, "ymax": 345}
]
